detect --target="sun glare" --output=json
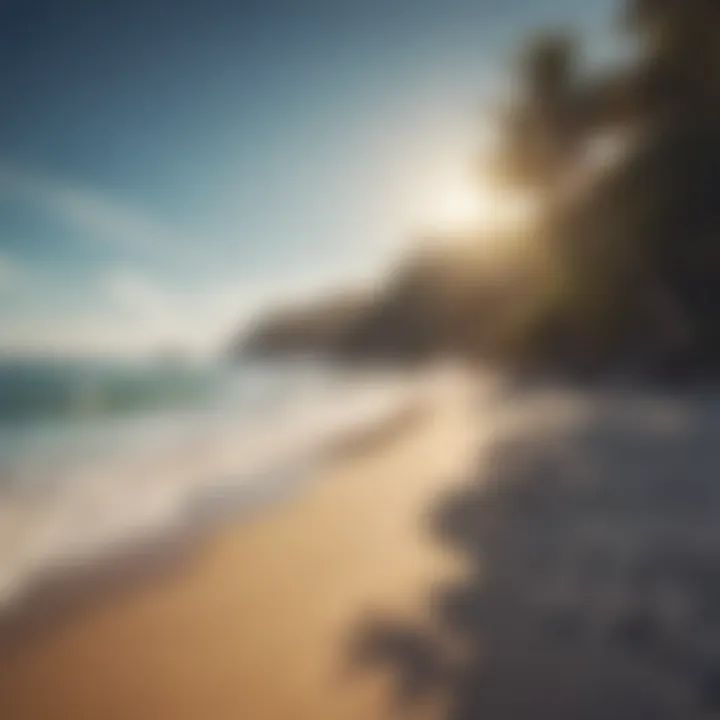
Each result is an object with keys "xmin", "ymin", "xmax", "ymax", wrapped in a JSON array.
[
  {"xmin": 420, "ymin": 171, "xmax": 536, "ymax": 238},
  {"xmin": 431, "ymin": 181, "xmax": 486, "ymax": 232}
]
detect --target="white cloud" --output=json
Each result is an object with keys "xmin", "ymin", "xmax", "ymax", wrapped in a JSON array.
[
  {"xmin": 98, "ymin": 264, "xmax": 361, "ymax": 357},
  {"xmin": 0, "ymin": 262, "xmax": 371, "ymax": 358},
  {"xmin": 105, "ymin": 269, "xmax": 177, "ymax": 319},
  {"xmin": 100, "ymin": 268, "xmax": 258, "ymax": 355},
  {"xmin": 0, "ymin": 167, "xmax": 235, "ymax": 356},
  {"xmin": 0, "ymin": 165, "xmax": 195, "ymax": 260},
  {"xmin": 0, "ymin": 165, "xmax": 371, "ymax": 357}
]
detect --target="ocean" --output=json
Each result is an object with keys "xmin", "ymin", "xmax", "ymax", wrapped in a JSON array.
[{"xmin": 0, "ymin": 357, "xmax": 416, "ymax": 609}]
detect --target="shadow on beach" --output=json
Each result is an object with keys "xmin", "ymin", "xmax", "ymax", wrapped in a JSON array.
[{"xmin": 349, "ymin": 386, "xmax": 720, "ymax": 719}]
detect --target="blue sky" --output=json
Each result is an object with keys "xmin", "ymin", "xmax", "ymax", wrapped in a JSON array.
[{"xmin": 0, "ymin": 0, "xmax": 617, "ymax": 356}]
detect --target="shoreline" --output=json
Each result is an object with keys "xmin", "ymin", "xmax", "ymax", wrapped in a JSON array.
[
  {"xmin": 0, "ymin": 376, "xmax": 476, "ymax": 720},
  {"xmin": 0, "ymin": 394, "xmax": 433, "ymax": 654},
  {"xmin": 4, "ymin": 377, "xmax": 717, "ymax": 717},
  {"xmin": 0, "ymin": 377, "xmax": 478, "ymax": 719},
  {"xmin": 0, "ymin": 378, "xmax": 456, "ymax": 635}
]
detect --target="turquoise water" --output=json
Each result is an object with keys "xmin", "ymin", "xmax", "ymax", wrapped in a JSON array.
[
  {"xmin": 0, "ymin": 358, "xmax": 233, "ymax": 425},
  {"xmin": 0, "ymin": 359, "xmax": 244, "ymax": 492}
]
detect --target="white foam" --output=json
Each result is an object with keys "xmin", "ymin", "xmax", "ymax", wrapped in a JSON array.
[{"xmin": 0, "ymin": 369, "xmax": 420, "ymax": 609}]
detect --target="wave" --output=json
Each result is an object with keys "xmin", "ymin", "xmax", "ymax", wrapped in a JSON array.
[
  {"xmin": 0, "ymin": 359, "xmax": 227, "ymax": 425},
  {"xmin": 0, "ymin": 360, "xmax": 420, "ymax": 612}
]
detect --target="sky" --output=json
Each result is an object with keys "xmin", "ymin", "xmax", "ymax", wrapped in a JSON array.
[{"xmin": 0, "ymin": 0, "xmax": 618, "ymax": 357}]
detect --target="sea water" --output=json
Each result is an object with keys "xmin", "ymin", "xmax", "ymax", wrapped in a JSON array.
[{"xmin": 0, "ymin": 357, "xmax": 415, "ymax": 609}]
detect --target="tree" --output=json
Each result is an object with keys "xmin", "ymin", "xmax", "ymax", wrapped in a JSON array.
[
  {"xmin": 491, "ymin": 33, "xmax": 582, "ymax": 189},
  {"xmin": 624, "ymin": 0, "xmax": 720, "ymax": 118}
]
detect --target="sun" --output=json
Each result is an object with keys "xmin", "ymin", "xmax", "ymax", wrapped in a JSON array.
[
  {"xmin": 430, "ymin": 180, "xmax": 486, "ymax": 232},
  {"xmin": 419, "ymin": 170, "xmax": 535, "ymax": 237}
]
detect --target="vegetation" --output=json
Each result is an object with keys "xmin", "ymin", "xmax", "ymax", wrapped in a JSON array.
[{"xmin": 240, "ymin": 0, "xmax": 720, "ymax": 381}]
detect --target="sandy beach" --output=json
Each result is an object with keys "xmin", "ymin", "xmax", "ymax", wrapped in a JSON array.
[
  {"xmin": 0, "ymin": 379, "xmax": 480, "ymax": 720},
  {"xmin": 5, "ymin": 381, "xmax": 720, "ymax": 719}
]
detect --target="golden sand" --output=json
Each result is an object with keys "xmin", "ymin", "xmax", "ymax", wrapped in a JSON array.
[{"xmin": 0, "ymin": 390, "xmax": 477, "ymax": 720}]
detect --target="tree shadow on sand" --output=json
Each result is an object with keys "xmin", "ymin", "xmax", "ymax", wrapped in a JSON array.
[{"xmin": 348, "ymin": 388, "xmax": 720, "ymax": 719}]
